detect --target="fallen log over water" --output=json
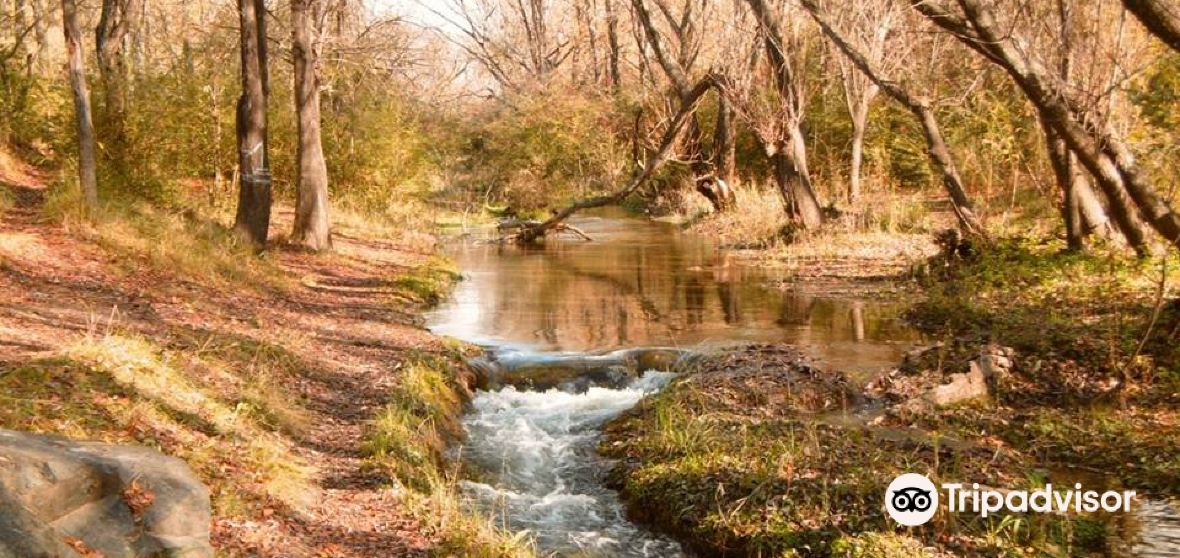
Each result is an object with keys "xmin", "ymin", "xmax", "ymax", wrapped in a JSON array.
[{"xmin": 515, "ymin": 75, "xmax": 719, "ymax": 244}]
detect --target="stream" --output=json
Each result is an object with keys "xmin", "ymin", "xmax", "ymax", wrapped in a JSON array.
[{"xmin": 425, "ymin": 209, "xmax": 1179, "ymax": 557}]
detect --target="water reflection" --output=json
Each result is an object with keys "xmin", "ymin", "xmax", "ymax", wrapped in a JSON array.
[{"xmin": 428, "ymin": 210, "xmax": 919, "ymax": 372}]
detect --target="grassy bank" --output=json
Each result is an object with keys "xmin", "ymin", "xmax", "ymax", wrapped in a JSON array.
[
  {"xmin": 0, "ymin": 158, "xmax": 532, "ymax": 556},
  {"xmin": 686, "ymin": 186, "xmax": 941, "ymax": 286},
  {"xmin": 601, "ymin": 346, "xmax": 1104, "ymax": 557},
  {"xmin": 902, "ymin": 239, "xmax": 1180, "ymax": 492},
  {"xmin": 597, "ymin": 232, "xmax": 1178, "ymax": 556}
]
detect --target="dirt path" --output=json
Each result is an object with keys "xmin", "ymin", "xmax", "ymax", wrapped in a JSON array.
[{"xmin": 0, "ymin": 168, "xmax": 462, "ymax": 556}]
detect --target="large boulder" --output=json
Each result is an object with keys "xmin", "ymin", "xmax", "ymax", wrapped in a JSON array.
[{"xmin": 0, "ymin": 429, "xmax": 213, "ymax": 558}]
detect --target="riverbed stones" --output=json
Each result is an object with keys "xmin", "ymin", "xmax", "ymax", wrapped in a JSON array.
[{"xmin": 0, "ymin": 429, "xmax": 213, "ymax": 558}]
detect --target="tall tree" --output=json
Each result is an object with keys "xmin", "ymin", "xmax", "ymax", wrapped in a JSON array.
[
  {"xmin": 62, "ymin": 0, "xmax": 98, "ymax": 208},
  {"xmin": 631, "ymin": 0, "xmax": 733, "ymax": 211},
  {"xmin": 234, "ymin": 0, "xmax": 271, "ymax": 247},
  {"xmin": 1041, "ymin": 0, "xmax": 1114, "ymax": 250},
  {"xmin": 745, "ymin": 0, "xmax": 823, "ymax": 229},
  {"xmin": 604, "ymin": 0, "xmax": 622, "ymax": 92},
  {"xmin": 95, "ymin": 0, "xmax": 136, "ymax": 154},
  {"xmin": 831, "ymin": 1, "xmax": 891, "ymax": 203},
  {"xmin": 291, "ymin": 0, "xmax": 332, "ymax": 250}
]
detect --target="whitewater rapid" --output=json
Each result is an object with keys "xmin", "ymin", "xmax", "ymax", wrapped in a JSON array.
[{"xmin": 457, "ymin": 371, "xmax": 684, "ymax": 557}]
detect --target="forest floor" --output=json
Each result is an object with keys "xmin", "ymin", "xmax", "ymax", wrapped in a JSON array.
[{"xmin": 0, "ymin": 153, "xmax": 528, "ymax": 557}]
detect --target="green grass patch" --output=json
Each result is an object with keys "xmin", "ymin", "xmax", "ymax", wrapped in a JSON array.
[
  {"xmin": 392, "ymin": 256, "xmax": 461, "ymax": 305},
  {"xmin": 601, "ymin": 370, "xmax": 1107, "ymax": 557},
  {"xmin": 905, "ymin": 238, "xmax": 1180, "ymax": 494},
  {"xmin": 912, "ymin": 239, "xmax": 1179, "ymax": 387}
]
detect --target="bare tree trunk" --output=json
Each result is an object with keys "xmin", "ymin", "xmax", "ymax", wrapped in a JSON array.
[
  {"xmin": 746, "ymin": 0, "xmax": 824, "ymax": 228},
  {"xmin": 1076, "ymin": 177, "xmax": 1114, "ymax": 239},
  {"xmin": 604, "ymin": 0, "xmax": 621, "ymax": 93},
  {"xmin": 96, "ymin": 0, "xmax": 134, "ymax": 160},
  {"xmin": 1044, "ymin": 0, "xmax": 1084, "ymax": 251},
  {"xmin": 1122, "ymin": 0, "xmax": 1180, "ymax": 52},
  {"xmin": 685, "ymin": 112, "xmax": 730, "ymax": 212},
  {"xmin": 847, "ymin": 85, "xmax": 876, "ymax": 203},
  {"xmin": 914, "ymin": 105, "xmax": 985, "ymax": 237},
  {"xmin": 712, "ymin": 94, "xmax": 736, "ymax": 185},
  {"xmin": 234, "ymin": 0, "xmax": 271, "ymax": 247},
  {"xmin": 62, "ymin": 0, "xmax": 98, "ymax": 208},
  {"xmin": 771, "ymin": 131, "xmax": 824, "ymax": 230},
  {"xmin": 291, "ymin": 0, "xmax": 331, "ymax": 251},
  {"xmin": 1045, "ymin": 124, "xmax": 1085, "ymax": 251},
  {"xmin": 799, "ymin": 0, "xmax": 984, "ymax": 236}
]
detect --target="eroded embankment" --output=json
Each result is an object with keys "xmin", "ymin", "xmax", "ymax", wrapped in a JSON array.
[{"xmin": 600, "ymin": 343, "xmax": 1169, "ymax": 557}]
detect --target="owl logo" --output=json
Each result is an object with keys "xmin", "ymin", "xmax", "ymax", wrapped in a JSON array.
[
  {"xmin": 885, "ymin": 473, "xmax": 939, "ymax": 526},
  {"xmin": 891, "ymin": 486, "xmax": 934, "ymax": 512}
]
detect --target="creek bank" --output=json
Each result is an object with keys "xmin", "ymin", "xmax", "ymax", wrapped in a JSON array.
[{"xmin": 600, "ymin": 342, "xmax": 1129, "ymax": 557}]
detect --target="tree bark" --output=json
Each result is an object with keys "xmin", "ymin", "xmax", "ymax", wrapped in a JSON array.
[
  {"xmin": 1076, "ymin": 177, "xmax": 1114, "ymax": 239},
  {"xmin": 62, "ymin": 0, "xmax": 98, "ymax": 208},
  {"xmin": 847, "ymin": 87, "xmax": 875, "ymax": 203},
  {"xmin": 713, "ymin": 94, "xmax": 737, "ymax": 185},
  {"xmin": 1044, "ymin": 123, "xmax": 1085, "ymax": 251},
  {"xmin": 1122, "ymin": 0, "xmax": 1180, "ymax": 52},
  {"xmin": 234, "ymin": 0, "xmax": 272, "ymax": 247},
  {"xmin": 291, "ymin": 0, "xmax": 332, "ymax": 251},
  {"xmin": 799, "ymin": 0, "xmax": 984, "ymax": 236},
  {"xmin": 914, "ymin": 105, "xmax": 985, "ymax": 237},
  {"xmin": 835, "ymin": 5, "xmax": 889, "ymax": 205}
]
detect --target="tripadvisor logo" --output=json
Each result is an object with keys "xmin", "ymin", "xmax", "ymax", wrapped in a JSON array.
[
  {"xmin": 885, "ymin": 473, "xmax": 939, "ymax": 526},
  {"xmin": 885, "ymin": 473, "xmax": 1137, "ymax": 526}
]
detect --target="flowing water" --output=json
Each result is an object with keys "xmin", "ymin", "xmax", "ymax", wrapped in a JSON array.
[{"xmin": 425, "ymin": 209, "xmax": 1179, "ymax": 557}]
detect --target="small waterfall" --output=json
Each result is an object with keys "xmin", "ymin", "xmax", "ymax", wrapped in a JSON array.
[{"xmin": 457, "ymin": 370, "xmax": 684, "ymax": 557}]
